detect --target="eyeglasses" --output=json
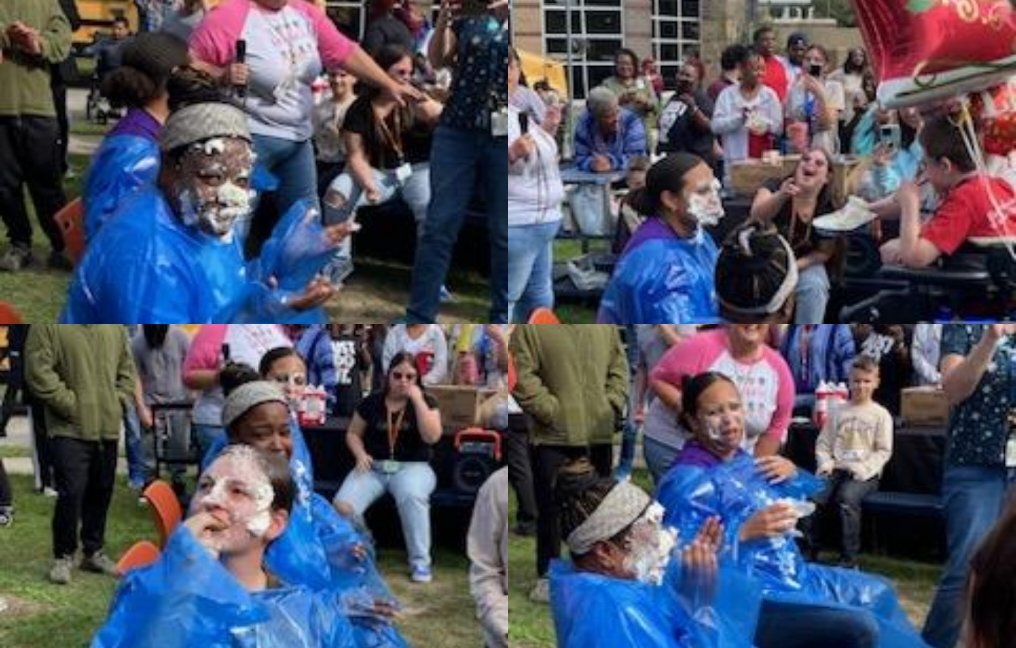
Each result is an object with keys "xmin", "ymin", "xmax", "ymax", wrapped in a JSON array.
[
  {"xmin": 271, "ymin": 373, "xmax": 307, "ymax": 387},
  {"xmin": 392, "ymin": 371, "xmax": 417, "ymax": 381}
]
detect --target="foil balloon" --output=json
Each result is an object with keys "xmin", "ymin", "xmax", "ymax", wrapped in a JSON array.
[
  {"xmin": 970, "ymin": 78, "xmax": 1016, "ymax": 157},
  {"xmin": 851, "ymin": 0, "xmax": 1016, "ymax": 109}
]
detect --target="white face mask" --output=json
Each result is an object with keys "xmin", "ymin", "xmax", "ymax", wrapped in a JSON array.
[
  {"xmin": 685, "ymin": 178, "xmax": 725, "ymax": 227},
  {"xmin": 622, "ymin": 502, "xmax": 677, "ymax": 585}
]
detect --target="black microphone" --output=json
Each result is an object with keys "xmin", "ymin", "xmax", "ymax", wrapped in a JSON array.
[
  {"xmin": 235, "ymin": 39, "xmax": 247, "ymax": 99},
  {"xmin": 519, "ymin": 111, "xmax": 529, "ymax": 135}
]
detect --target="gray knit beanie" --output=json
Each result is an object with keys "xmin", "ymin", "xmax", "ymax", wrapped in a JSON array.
[{"xmin": 222, "ymin": 381, "xmax": 288, "ymax": 429}]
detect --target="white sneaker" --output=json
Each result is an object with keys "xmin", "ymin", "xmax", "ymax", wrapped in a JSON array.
[
  {"xmin": 528, "ymin": 577, "xmax": 550, "ymax": 604},
  {"xmin": 42, "ymin": 487, "xmax": 58, "ymax": 498}
]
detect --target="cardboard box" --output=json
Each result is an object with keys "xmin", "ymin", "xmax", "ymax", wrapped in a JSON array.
[
  {"xmin": 901, "ymin": 386, "xmax": 950, "ymax": 427},
  {"xmin": 729, "ymin": 155, "xmax": 800, "ymax": 197},
  {"xmin": 428, "ymin": 385, "xmax": 498, "ymax": 430},
  {"xmin": 728, "ymin": 155, "xmax": 864, "ymax": 205}
]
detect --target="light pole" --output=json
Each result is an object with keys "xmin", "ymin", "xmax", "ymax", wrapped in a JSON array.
[{"xmin": 563, "ymin": 0, "xmax": 575, "ymax": 159}]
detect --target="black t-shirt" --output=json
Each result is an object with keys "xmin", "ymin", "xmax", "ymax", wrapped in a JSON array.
[
  {"xmin": 356, "ymin": 392, "xmax": 438, "ymax": 463},
  {"xmin": 330, "ymin": 334, "xmax": 366, "ymax": 418},
  {"xmin": 361, "ymin": 15, "xmax": 414, "ymax": 57},
  {"xmin": 342, "ymin": 96, "xmax": 433, "ymax": 169},
  {"xmin": 658, "ymin": 90, "xmax": 716, "ymax": 162},
  {"xmin": 762, "ymin": 178, "xmax": 838, "ymax": 258}
]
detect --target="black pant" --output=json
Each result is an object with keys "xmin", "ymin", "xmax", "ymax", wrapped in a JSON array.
[
  {"xmin": 0, "ymin": 116, "xmax": 67, "ymax": 251},
  {"xmin": 504, "ymin": 413, "xmax": 536, "ymax": 528},
  {"xmin": 30, "ymin": 396, "xmax": 54, "ymax": 491},
  {"xmin": 51, "ymin": 77, "xmax": 69, "ymax": 174},
  {"xmin": 589, "ymin": 443, "xmax": 613, "ymax": 478},
  {"xmin": 755, "ymin": 599, "xmax": 879, "ymax": 648},
  {"xmin": 531, "ymin": 444, "xmax": 589, "ymax": 577},
  {"xmin": 50, "ymin": 436, "xmax": 118, "ymax": 558},
  {"xmin": 803, "ymin": 470, "xmax": 879, "ymax": 561},
  {"xmin": 0, "ymin": 381, "xmax": 21, "ymax": 435},
  {"xmin": 0, "ymin": 457, "xmax": 11, "ymax": 508}
]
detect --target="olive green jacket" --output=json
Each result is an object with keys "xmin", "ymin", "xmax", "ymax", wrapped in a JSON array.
[
  {"xmin": 510, "ymin": 325, "xmax": 628, "ymax": 446},
  {"xmin": 25, "ymin": 325, "xmax": 136, "ymax": 442},
  {"xmin": 0, "ymin": 0, "xmax": 72, "ymax": 118}
]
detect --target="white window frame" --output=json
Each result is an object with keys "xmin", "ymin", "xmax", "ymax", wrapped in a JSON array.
[
  {"xmin": 541, "ymin": 0, "xmax": 625, "ymax": 99},
  {"xmin": 323, "ymin": 0, "xmax": 368, "ymax": 40},
  {"xmin": 651, "ymin": 0, "xmax": 701, "ymax": 91}
]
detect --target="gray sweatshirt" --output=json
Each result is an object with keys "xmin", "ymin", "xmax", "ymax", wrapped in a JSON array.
[{"xmin": 467, "ymin": 468, "xmax": 508, "ymax": 648}]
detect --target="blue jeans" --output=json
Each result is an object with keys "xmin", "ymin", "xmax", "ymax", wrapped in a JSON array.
[
  {"xmin": 334, "ymin": 461, "xmax": 437, "ymax": 570},
  {"xmin": 756, "ymin": 599, "xmax": 880, "ymax": 648},
  {"xmin": 123, "ymin": 405, "xmax": 149, "ymax": 488},
  {"xmin": 408, "ymin": 126, "xmax": 508, "ymax": 323},
  {"xmin": 508, "ymin": 219, "xmax": 560, "ymax": 323},
  {"xmin": 192, "ymin": 424, "xmax": 225, "ymax": 470},
  {"xmin": 643, "ymin": 435, "xmax": 682, "ymax": 486},
  {"xmin": 246, "ymin": 135, "xmax": 318, "ymax": 241},
  {"xmin": 795, "ymin": 263, "xmax": 830, "ymax": 324},
  {"xmin": 922, "ymin": 465, "xmax": 1012, "ymax": 648}
]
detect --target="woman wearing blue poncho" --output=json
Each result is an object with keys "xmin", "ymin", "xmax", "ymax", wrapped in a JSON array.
[
  {"xmin": 83, "ymin": 32, "xmax": 189, "ymax": 243},
  {"xmin": 597, "ymin": 153, "xmax": 724, "ymax": 324},
  {"xmin": 92, "ymin": 445, "xmax": 356, "ymax": 647},
  {"xmin": 205, "ymin": 367, "xmax": 408, "ymax": 647},
  {"xmin": 63, "ymin": 100, "xmax": 348, "ymax": 324},
  {"xmin": 549, "ymin": 458, "xmax": 761, "ymax": 647},
  {"xmin": 655, "ymin": 372, "xmax": 930, "ymax": 648}
]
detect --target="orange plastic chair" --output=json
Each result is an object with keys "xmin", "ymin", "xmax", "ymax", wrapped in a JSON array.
[
  {"xmin": 143, "ymin": 480, "xmax": 183, "ymax": 548},
  {"xmin": 527, "ymin": 307, "xmax": 561, "ymax": 324},
  {"xmin": 53, "ymin": 198, "xmax": 85, "ymax": 266},
  {"xmin": 0, "ymin": 302, "xmax": 23, "ymax": 324},
  {"xmin": 116, "ymin": 540, "xmax": 160, "ymax": 576}
]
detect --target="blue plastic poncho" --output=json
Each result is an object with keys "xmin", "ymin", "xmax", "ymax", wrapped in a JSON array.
[
  {"xmin": 62, "ymin": 189, "xmax": 333, "ymax": 324},
  {"xmin": 201, "ymin": 419, "xmax": 406, "ymax": 647},
  {"xmin": 84, "ymin": 134, "xmax": 161, "ymax": 243},
  {"xmin": 91, "ymin": 525, "xmax": 356, "ymax": 648},
  {"xmin": 550, "ymin": 554, "xmax": 761, "ymax": 648},
  {"xmin": 598, "ymin": 218, "xmax": 719, "ymax": 324},
  {"xmin": 655, "ymin": 452, "xmax": 929, "ymax": 648}
]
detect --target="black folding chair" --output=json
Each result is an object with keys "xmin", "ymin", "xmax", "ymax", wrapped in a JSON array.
[{"xmin": 150, "ymin": 402, "xmax": 200, "ymax": 481}]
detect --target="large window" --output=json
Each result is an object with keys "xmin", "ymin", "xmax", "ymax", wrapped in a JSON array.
[
  {"xmin": 542, "ymin": 0, "xmax": 624, "ymax": 99},
  {"xmin": 324, "ymin": 0, "xmax": 367, "ymax": 40},
  {"xmin": 653, "ymin": 0, "xmax": 700, "ymax": 90}
]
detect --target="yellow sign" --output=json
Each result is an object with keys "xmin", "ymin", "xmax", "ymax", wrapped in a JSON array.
[{"xmin": 518, "ymin": 49, "xmax": 568, "ymax": 97}]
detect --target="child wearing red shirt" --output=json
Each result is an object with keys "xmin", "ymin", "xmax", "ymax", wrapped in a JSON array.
[{"xmin": 880, "ymin": 114, "xmax": 1016, "ymax": 268}]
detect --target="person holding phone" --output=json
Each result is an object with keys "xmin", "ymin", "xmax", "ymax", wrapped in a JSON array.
[
  {"xmin": 785, "ymin": 45, "xmax": 845, "ymax": 155},
  {"xmin": 600, "ymin": 48, "xmax": 659, "ymax": 151},
  {"xmin": 406, "ymin": 0, "xmax": 510, "ymax": 323}
]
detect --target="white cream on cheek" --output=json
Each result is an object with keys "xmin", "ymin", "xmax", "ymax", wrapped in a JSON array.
[{"xmin": 198, "ymin": 449, "xmax": 276, "ymax": 542}]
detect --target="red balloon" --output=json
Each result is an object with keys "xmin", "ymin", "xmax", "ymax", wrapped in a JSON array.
[
  {"xmin": 852, "ymin": 0, "xmax": 1016, "ymax": 108},
  {"xmin": 971, "ymin": 80, "xmax": 1016, "ymax": 156}
]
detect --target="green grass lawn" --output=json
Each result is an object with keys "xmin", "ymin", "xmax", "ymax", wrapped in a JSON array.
[
  {"xmin": 0, "ymin": 121, "xmax": 491, "ymax": 323},
  {"xmin": 0, "ymin": 474, "xmax": 481, "ymax": 647},
  {"xmin": 507, "ymin": 472, "xmax": 943, "ymax": 647}
]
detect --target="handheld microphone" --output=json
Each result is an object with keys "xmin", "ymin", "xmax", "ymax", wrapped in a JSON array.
[
  {"xmin": 519, "ymin": 111, "xmax": 529, "ymax": 135},
  {"xmin": 235, "ymin": 39, "xmax": 247, "ymax": 99}
]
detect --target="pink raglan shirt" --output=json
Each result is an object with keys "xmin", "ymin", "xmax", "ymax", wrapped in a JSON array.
[{"xmin": 648, "ymin": 328, "xmax": 795, "ymax": 452}]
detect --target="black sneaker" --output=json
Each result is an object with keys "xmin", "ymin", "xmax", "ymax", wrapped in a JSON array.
[
  {"xmin": 0, "ymin": 245, "xmax": 32, "ymax": 272},
  {"xmin": 46, "ymin": 251, "xmax": 73, "ymax": 271}
]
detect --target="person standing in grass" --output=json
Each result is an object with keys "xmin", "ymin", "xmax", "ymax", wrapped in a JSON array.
[{"xmin": 25, "ymin": 325, "xmax": 136, "ymax": 585}]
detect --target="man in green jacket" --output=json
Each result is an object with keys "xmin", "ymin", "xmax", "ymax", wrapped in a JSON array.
[
  {"xmin": 0, "ymin": 0, "xmax": 71, "ymax": 272},
  {"xmin": 509, "ymin": 324, "xmax": 628, "ymax": 602},
  {"xmin": 25, "ymin": 325, "xmax": 137, "ymax": 585}
]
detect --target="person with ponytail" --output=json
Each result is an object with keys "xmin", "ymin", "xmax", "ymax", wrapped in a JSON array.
[
  {"xmin": 84, "ymin": 32, "xmax": 190, "ymax": 242},
  {"xmin": 655, "ymin": 371, "xmax": 929, "ymax": 648},
  {"xmin": 597, "ymin": 153, "xmax": 725, "ymax": 324},
  {"xmin": 549, "ymin": 458, "xmax": 760, "ymax": 648},
  {"xmin": 715, "ymin": 222, "xmax": 798, "ymax": 323}
]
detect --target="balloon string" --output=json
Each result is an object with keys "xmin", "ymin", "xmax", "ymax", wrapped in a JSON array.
[{"xmin": 952, "ymin": 97, "xmax": 1016, "ymax": 262}]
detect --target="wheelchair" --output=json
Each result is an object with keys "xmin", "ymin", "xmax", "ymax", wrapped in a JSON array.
[{"xmin": 837, "ymin": 237, "xmax": 1016, "ymax": 322}]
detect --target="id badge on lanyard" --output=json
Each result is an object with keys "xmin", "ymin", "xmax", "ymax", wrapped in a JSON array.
[{"xmin": 491, "ymin": 107, "xmax": 510, "ymax": 137}]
